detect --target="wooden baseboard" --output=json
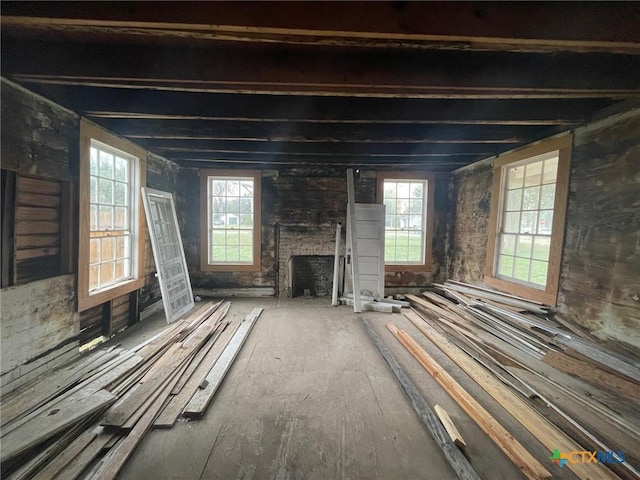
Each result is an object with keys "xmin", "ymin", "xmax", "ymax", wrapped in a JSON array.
[{"xmin": 193, "ymin": 287, "xmax": 275, "ymax": 298}]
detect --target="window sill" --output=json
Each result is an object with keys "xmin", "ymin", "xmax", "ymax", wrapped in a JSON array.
[
  {"xmin": 483, "ymin": 275, "xmax": 557, "ymax": 306},
  {"xmin": 78, "ymin": 277, "xmax": 144, "ymax": 312}
]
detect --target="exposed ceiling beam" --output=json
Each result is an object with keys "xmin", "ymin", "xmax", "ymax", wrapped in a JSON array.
[
  {"xmin": 4, "ymin": 40, "xmax": 640, "ymax": 99},
  {"xmin": 41, "ymin": 87, "xmax": 606, "ymax": 126},
  {"xmin": 2, "ymin": 2, "xmax": 640, "ymax": 54},
  {"xmin": 139, "ymin": 139, "xmax": 497, "ymax": 156},
  {"xmin": 95, "ymin": 119, "xmax": 558, "ymax": 144}
]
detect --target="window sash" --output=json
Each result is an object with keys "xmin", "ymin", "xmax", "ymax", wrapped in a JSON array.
[
  {"xmin": 88, "ymin": 140, "xmax": 136, "ymax": 292},
  {"xmin": 78, "ymin": 119, "xmax": 146, "ymax": 312},
  {"xmin": 382, "ymin": 179, "xmax": 428, "ymax": 265},
  {"xmin": 484, "ymin": 134, "xmax": 572, "ymax": 306},
  {"xmin": 495, "ymin": 152, "xmax": 559, "ymax": 290},
  {"xmin": 200, "ymin": 169, "xmax": 261, "ymax": 272}
]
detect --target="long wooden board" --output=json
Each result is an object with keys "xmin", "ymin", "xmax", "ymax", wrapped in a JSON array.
[
  {"xmin": 359, "ymin": 317, "xmax": 480, "ymax": 480},
  {"xmin": 403, "ymin": 310, "xmax": 620, "ymax": 480},
  {"xmin": 154, "ymin": 321, "xmax": 238, "ymax": 428},
  {"xmin": 183, "ymin": 308, "xmax": 262, "ymax": 417},
  {"xmin": 1, "ymin": 389, "xmax": 116, "ymax": 463},
  {"xmin": 387, "ymin": 322, "xmax": 551, "ymax": 480}
]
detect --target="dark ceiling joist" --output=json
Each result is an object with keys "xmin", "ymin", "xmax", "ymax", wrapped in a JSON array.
[
  {"xmin": 140, "ymin": 139, "xmax": 497, "ymax": 156},
  {"xmin": 97, "ymin": 119, "xmax": 557, "ymax": 144},
  {"xmin": 4, "ymin": 40, "xmax": 640, "ymax": 99},
  {"xmin": 47, "ymin": 87, "xmax": 608, "ymax": 126},
  {"xmin": 2, "ymin": 1, "xmax": 640, "ymax": 54}
]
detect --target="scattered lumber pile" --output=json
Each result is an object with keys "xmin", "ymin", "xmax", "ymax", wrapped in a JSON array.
[
  {"xmin": 363, "ymin": 280, "xmax": 640, "ymax": 480},
  {"xmin": 1, "ymin": 301, "xmax": 262, "ymax": 480},
  {"xmin": 341, "ymin": 292, "xmax": 409, "ymax": 313}
]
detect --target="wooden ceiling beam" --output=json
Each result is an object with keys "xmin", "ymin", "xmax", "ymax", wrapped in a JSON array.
[
  {"xmin": 2, "ymin": 2, "xmax": 640, "ymax": 54},
  {"xmin": 4, "ymin": 40, "xmax": 640, "ymax": 99},
  {"xmin": 95, "ymin": 119, "xmax": 558, "ymax": 144},
  {"xmin": 141, "ymin": 139, "xmax": 496, "ymax": 156},
  {"xmin": 40, "ymin": 87, "xmax": 606, "ymax": 126}
]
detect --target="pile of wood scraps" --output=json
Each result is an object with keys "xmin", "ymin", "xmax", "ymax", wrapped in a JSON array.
[
  {"xmin": 1, "ymin": 301, "xmax": 261, "ymax": 480},
  {"xmin": 363, "ymin": 280, "xmax": 640, "ymax": 480},
  {"xmin": 340, "ymin": 292, "xmax": 409, "ymax": 313}
]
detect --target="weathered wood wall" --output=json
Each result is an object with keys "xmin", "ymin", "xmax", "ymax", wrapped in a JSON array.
[
  {"xmin": 1, "ymin": 79, "xmax": 185, "ymax": 390},
  {"xmin": 449, "ymin": 107, "xmax": 640, "ymax": 346},
  {"xmin": 0, "ymin": 79, "xmax": 81, "ymax": 392}
]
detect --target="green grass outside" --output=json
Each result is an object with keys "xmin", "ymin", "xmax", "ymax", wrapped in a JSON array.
[
  {"xmin": 385, "ymin": 231, "xmax": 423, "ymax": 263},
  {"xmin": 210, "ymin": 229, "xmax": 253, "ymax": 262}
]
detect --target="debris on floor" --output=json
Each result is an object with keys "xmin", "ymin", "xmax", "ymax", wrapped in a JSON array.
[
  {"xmin": 0, "ymin": 301, "xmax": 261, "ymax": 480},
  {"xmin": 363, "ymin": 280, "xmax": 640, "ymax": 480}
]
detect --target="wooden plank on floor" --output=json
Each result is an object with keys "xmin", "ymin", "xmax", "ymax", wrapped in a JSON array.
[
  {"xmin": 387, "ymin": 322, "xmax": 551, "ymax": 480},
  {"xmin": 154, "ymin": 321, "xmax": 238, "ymax": 428},
  {"xmin": 359, "ymin": 317, "xmax": 480, "ymax": 480},
  {"xmin": 0, "ymin": 389, "xmax": 115, "ymax": 463},
  {"xmin": 543, "ymin": 350, "xmax": 640, "ymax": 400},
  {"xmin": 434, "ymin": 405, "xmax": 467, "ymax": 450},
  {"xmin": 403, "ymin": 310, "xmax": 621, "ymax": 480},
  {"xmin": 183, "ymin": 308, "xmax": 262, "ymax": 418}
]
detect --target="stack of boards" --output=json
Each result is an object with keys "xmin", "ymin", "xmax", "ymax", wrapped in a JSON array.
[
  {"xmin": 362, "ymin": 280, "xmax": 640, "ymax": 480},
  {"xmin": 1, "ymin": 301, "xmax": 261, "ymax": 480}
]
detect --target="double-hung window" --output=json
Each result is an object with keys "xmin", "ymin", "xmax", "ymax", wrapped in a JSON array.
[
  {"xmin": 377, "ymin": 172, "xmax": 434, "ymax": 271},
  {"xmin": 78, "ymin": 120, "xmax": 146, "ymax": 311},
  {"xmin": 485, "ymin": 134, "xmax": 571, "ymax": 305},
  {"xmin": 200, "ymin": 169, "xmax": 261, "ymax": 271}
]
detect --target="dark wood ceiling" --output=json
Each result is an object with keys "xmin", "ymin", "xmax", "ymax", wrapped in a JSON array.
[{"xmin": 2, "ymin": 1, "xmax": 640, "ymax": 171}]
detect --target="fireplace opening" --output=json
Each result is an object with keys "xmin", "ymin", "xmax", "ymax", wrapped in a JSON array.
[{"xmin": 289, "ymin": 255, "xmax": 335, "ymax": 297}]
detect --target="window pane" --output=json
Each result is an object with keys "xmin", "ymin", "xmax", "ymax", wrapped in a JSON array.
[
  {"xmin": 90, "ymin": 177, "xmax": 98, "ymax": 203},
  {"xmin": 542, "ymin": 157, "xmax": 558, "ymax": 184},
  {"xmin": 522, "ymin": 186, "xmax": 540, "ymax": 210},
  {"xmin": 116, "ymin": 236, "xmax": 128, "ymax": 259},
  {"xmin": 226, "ymin": 230, "xmax": 239, "ymax": 246},
  {"xmin": 227, "ymin": 180, "xmax": 239, "ymax": 196},
  {"xmin": 90, "ymin": 205, "xmax": 98, "ymax": 230},
  {"xmin": 532, "ymin": 237, "xmax": 551, "ymax": 261},
  {"xmin": 538, "ymin": 210, "xmax": 554, "ymax": 234},
  {"xmin": 90, "ymin": 238, "xmax": 101, "ymax": 264},
  {"xmin": 239, "ymin": 246, "xmax": 253, "ymax": 262},
  {"xmin": 524, "ymin": 161, "xmax": 543, "ymax": 187},
  {"xmin": 397, "ymin": 182, "xmax": 410, "ymax": 198},
  {"xmin": 98, "ymin": 206, "xmax": 113, "ymax": 229},
  {"xmin": 411, "ymin": 183, "xmax": 423, "ymax": 198},
  {"xmin": 520, "ymin": 211, "xmax": 537, "ymax": 234},
  {"xmin": 99, "ymin": 151, "xmax": 114, "ymax": 179},
  {"xmin": 530, "ymin": 260, "xmax": 548, "ymax": 286},
  {"xmin": 211, "ymin": 246, "xmax": 225, "ymax": 262},
  {"xmin": 500, "ymin": 234, "xmax": 516, "ymax": 256},
  {"xmin": 507, "ymin": 166, "xmax": 524, "ymax": 189},
  {"xmin": 504, "ymin": 212, "xmax": 520, "ymax": 233},
  {"xmin": 100, "ymin": 261, "xmax": 115, "ymax": 285},
  {"xmin": 89, "ymin": 265, "xmax": 100, "ymax": 291},
  {"xmin": 212, "ymin": 180, "xmax": 226, "ymax": 196},
  {"xmin": 102, "ymin": 237, "xmax": 116, "ymax": 261},
  {"xmin": 516, "ymin": 235, "xmax": 533, "ymax": 258},
  {"xmin": 506, "ymin": 189, "xmax": 522, "ymax": 211},
  {"xmin": 498, "ymin": 254, "xmax": 514, "ymax": 277},
  {"xmin": 384, "ymin": 182, "xmax": 396, "ymax": 199},
  {"xmin": 238, "ymin": 230, "xmax": 253, "ymax": 246},
  {"xmin": 226, "ymin": 247, "xmax": 240, "ymax": 262},
  {"xmin": 540, "ymin": 184, "xmax": 556, "ymax": 209},
  {"xmin": 513, "ymin": 257, "xmax": 530, "ymax": 281},
  {"xmin": 408, "ymin": 246, "xmax": 422, "ymax": 262},
  {"xmin": 115, "ymin": 207, "xmax": 127, "ymax": 229},
  {"xmin": 99, "ymin": 178, "xmax": 113, "ymax": 204},
  {"xmin": 408, "ymin": 214, "xmax": 422, "ymax": 230},
  {"xmin": 115, "ymin": 157, "xmax": 128, "ymax": 182},
  {"xmin": 115, "ymin": 182, "xmax": 127, "ymax": 206},
  {"xmin": 240, "ymin": 181, "xmax": 253, "ymax": 197}
]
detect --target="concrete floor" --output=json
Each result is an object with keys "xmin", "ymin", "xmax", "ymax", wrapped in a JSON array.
[{"xmin": 115, "ymin": 297, "xmax": 575, "ymax": 480}]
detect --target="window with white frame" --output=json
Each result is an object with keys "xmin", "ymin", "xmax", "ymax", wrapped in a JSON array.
[
  {"xmin": 200, "ymin": 170, "xmax": 261, "ymax": 271},
  {"xmin": 485, "ymin": 134, "xmax": 571, "ymax": 305},
  {"xmin": 89, "ymin": 140, "xmax": 138, "ymax": 292},
  {"xmin": 377, "ymin": 174, "xmax": 433, "ymax": 269}
]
